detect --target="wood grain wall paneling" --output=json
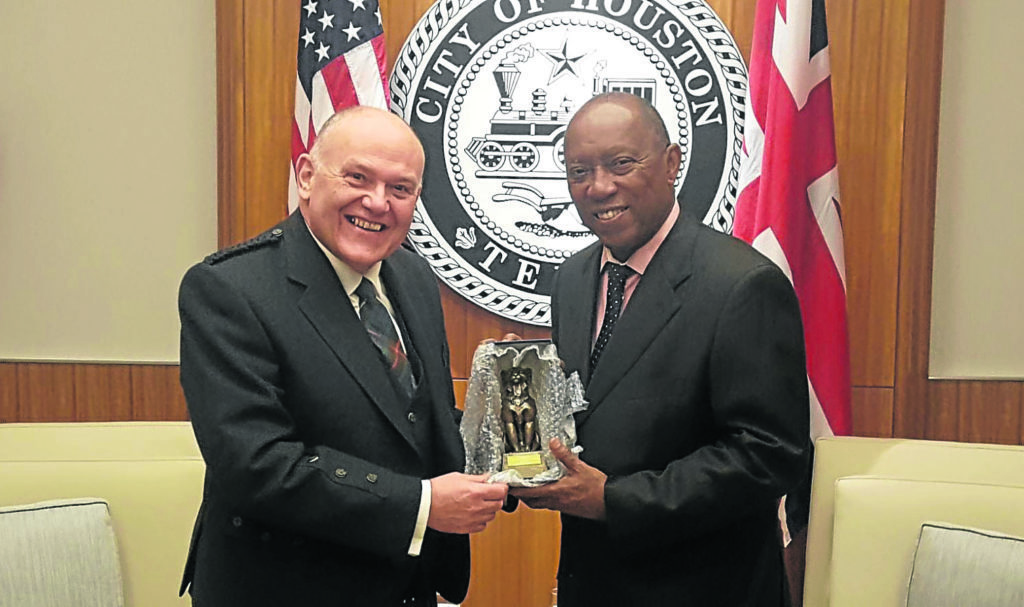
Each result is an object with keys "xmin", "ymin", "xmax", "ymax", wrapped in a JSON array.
[
  {"xmin": 839, "ymin": 0, "xmax": 906, "ymax": 389},
  {"xmin": 74, "ymin": 364, "xmax": 132, "ymax": 421},
  {"xmin": 131, "ymin": 365, "xmax": 189, "ymax": 421},
  {"xmin": 0, "ymin": 363, "xmax": 17, "ymax": 422},
  {"xmin": 17, "ymin": 363, "xmax": 75, "ymax": 422},
  {"xmin": 242, "ymin": 1, "xmax": 298, "ymax": 240},
  {"xmin": 850, "ymin": 386, "xmax": 894, "ymax": 438},
  {"xmin": 466, "ymin": 508, "xmax": 562, "ymax": 607},
  {"xmin": 1020, "ymin": 385, "xmax": 1024, "ymax": 445},
  {"xmin": 216, "ymin": 0, "xmax": 248, "ymax": 247},
  {"xmin": 921, "ymin": 380, "xmax": 959, "ymax": 442},
  {"xmin": 957, "ymin": 382, "xmax": 1023, "ymax": 446},
  {"xmin": 453, "ymin": 378, "xmax": 467, "ymax": 409},
  {"xmin": 893, "ymin": 0, "xmax": 946, "ymax": 439}
]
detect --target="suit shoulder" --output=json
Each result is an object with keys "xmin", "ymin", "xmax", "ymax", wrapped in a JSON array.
[
  {"xmin": 203, "ymin": 226, "xmax": 285, "ymax": 266},
  {"xmin": 692, "ymin": 223, "xmax": 779, "ymax": 273},
  {"xmin": 389, "ymin": 244, "xmax": 434, "ymax": 281}
]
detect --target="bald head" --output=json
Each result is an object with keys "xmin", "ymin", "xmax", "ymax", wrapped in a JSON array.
[{"xmin": 310, "ymin": 106, "xmax": 424, "ymax": 170}]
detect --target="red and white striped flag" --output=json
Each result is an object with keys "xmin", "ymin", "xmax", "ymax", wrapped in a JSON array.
[
  {"xmin": 290, "ymin": 0, "xmax": 391, "ymax": 211},
  {"xmin": 734, "ymin": 0, "xmax": 851, "ymax": 444}
]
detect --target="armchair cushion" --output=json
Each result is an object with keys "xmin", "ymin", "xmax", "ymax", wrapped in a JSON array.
[
  {"xmin": 0, "ymin": 498, "xmax": 124, "ymax": 607},
  {"xmin": 906, "ymin": 522, "xmax": 1024, "ymax": 607}
]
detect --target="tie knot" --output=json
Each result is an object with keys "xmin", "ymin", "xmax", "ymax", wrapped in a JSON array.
[
  {"xmin": 355, "ymin": 278, "xmax": 378, "ymax": 306},
  {"xmin": 606, "ymin": 263, "xmax": 633, "ymax": 287}
]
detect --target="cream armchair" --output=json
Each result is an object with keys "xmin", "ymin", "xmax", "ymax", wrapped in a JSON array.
[
  {"xmin": 0, "ymin": 422, "xmax": 204, "ymax": 607},
  {"xmin": 804, "ymin": 436, "xmax": 1024, "ymax": 606}
]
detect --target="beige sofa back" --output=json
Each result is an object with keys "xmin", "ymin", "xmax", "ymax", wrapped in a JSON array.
[
  {"xmin": 805, "ymin": 436, "xmax": 1024, "ymax": 606},
  {"xmin": 0, "ymin": 422, "xmax": 204, "ymax": 607}
]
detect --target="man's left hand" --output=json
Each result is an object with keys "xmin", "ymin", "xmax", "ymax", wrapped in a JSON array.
[{"xmin": 509, "ymin": 438, "xmax": 607, "ymax": 520}]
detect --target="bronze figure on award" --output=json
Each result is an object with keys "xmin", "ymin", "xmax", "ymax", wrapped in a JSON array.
[
  {"xmin": 499, "ymin": 367, "xmax": 546, "ymax": 478},
  {"xmin": 461, "ymin": 339, "xmax": 586, "ymax": 486},
  {"xmin": 500, "ymin": 367, "xmax": 541, "ymax": 453}
]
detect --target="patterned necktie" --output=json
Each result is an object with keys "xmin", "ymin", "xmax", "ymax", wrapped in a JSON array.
[
  {"xmin": 355, "ymin": 278, "xmax": 415, "ymax": 398},
  {"xmin": 590, "ymin": 263, "xmax": 634, "ymax": 372}
]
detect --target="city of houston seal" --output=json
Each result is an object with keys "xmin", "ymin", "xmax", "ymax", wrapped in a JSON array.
[{"xmin": 391, "ymin": 0, "xmax": 746, "ymax": 325}]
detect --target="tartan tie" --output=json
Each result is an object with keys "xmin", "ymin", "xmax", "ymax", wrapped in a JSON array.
[
  {"xmin": 355, "ymin": 278, "xmax": 415, "ymax": 398},
  {"xmin": 590, "ymin": 263, "xmax": 634, "ymax": 372}
]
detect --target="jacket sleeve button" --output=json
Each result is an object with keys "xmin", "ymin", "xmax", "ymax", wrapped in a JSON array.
[
  {"xmin": 232, "ymin": 516, "xmax": 243, "ymax": 527},
  {"xmin": 335, "ymin": 468, "xmax": 348, "ymax": 478},
  {"xmin": 407, "ymin": 411, "xmax": 417, "ymax": 423},
  {"xmin": 366, "ymin": 473, "xmax": 378, "ymax": 483}
]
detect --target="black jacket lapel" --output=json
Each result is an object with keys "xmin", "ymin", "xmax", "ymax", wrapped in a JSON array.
[
  {"xmin": 282, "ymin": 212, "xmax": 418, "ymax": 451},
  {"xmin": 577, "ymin": 217, "xmax": 698, "ymax": 425},
  {"xmin": 558, "ymin": 244, "xmax": 602, "ymax": 387}
]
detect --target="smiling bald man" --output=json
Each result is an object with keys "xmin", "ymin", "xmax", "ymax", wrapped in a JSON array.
[{"xmin": 177, "ymin": 106, "xmax": 506, "ymax": 607}]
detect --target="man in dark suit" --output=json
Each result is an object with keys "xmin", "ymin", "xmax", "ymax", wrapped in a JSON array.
[
  {"xmin": 178, "ymin": 106, "xmax": 507, "ymax": 606},
  {"xmin": 511, "ymin": 93, "xmax": 810, "ymax": 605}
]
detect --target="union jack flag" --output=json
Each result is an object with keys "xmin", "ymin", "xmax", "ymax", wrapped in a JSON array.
[
  {"xmin": 289, "ymin": 0, "xmax": 390, "ymax": 211},
  {"xmin": 734, "ymin": 0, "xmax": 851, "ymax": 533}
]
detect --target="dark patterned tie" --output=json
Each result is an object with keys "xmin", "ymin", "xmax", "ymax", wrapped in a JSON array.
[
  {"xmin": 355, "ymin": 278, "xmax": 415, "ymax": 398},
  {"xmin": 590, "ymin": 263, "xmax": 634, "ymax": 372}
]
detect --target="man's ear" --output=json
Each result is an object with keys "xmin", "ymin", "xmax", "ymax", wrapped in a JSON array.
[
  {"xmin": 295, "ymin": 153, "xmax": 315, "ymax": 201},
  {"xmin": 665, "ymin": 143, "xmax": 682, "ymax": 185}
]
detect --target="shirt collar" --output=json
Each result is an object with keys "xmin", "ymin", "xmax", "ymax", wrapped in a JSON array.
[
  {"xmin": 304, "ymin": 221, "xmax": 385, "ymax": 298},
  {"xmin": 600, "ymin": 202, "xmax": 680, "ymax": 275}
]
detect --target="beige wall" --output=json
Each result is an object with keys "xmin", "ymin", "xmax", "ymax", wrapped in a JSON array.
[
  {"xmin": 0, "ymin": 1, "xmax": 217, "ymax": 363},
  {"xmin": 930, "ymin": 0, "xmax": 1024, "ymax": 379}
]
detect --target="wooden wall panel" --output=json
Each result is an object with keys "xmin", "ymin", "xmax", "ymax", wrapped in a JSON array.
[
  {"xmin": 132, "ymin": 366, "xmax": 189, "ymax": 421},
  {"xmin": 75, "ymin": 364, "xmax": 132, "ymax": 421},
  {"xmin": 850, "ymin": 386, "xmax": 893, "ymax": 438},
  {"xmin": 0, "ymin": 363, "xmax": 17, "ymax": 422},
  {"xmin": 0, "ymin": 362, "xmax": 188, "ymax": 424},
  {"xmin": 922, "ymin": 380, "xmax": 960, "ymax": 442},
  {"xmin": 835, "ymin": 0, "xmax": 906, "ymax": 388},
  {"xmin": 216, "ymin": 0, "xmax": 247, "ymax": 247},
  {"xmin": 467, "ymin": 508, "xmax": 562, "ymax": 607},
  {"xmin": 17, "ymin": 363, "xmax": 75, "ymax": 422},
  {"xmin": 245, "ymin": 1, "xmax": 299, "ymax": 239},
  {"xmin": 957, "ymin": 382, "xmax": 1023, "ymax": 446},
  {"xmin": 892, "ymin": 0, "xmax": 944, "ymax": 427}
]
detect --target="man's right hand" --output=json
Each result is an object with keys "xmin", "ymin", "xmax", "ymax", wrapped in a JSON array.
[{"xmin": 427, "ymin": 473, "xmax": 508, "ymax": 534}]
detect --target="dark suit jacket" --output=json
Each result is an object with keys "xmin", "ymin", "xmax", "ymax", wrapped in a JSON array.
[
  {"xmin": 550, "ymin": 213, "xmax": 810, "ymax": 606},
  {"xmin": 177, "ymin": 211, "xmax": 469, "ymax": 606}
]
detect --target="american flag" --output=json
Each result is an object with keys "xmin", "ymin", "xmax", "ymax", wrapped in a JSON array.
[
  {"xmin": 290, "ymin": 0, "xmax": 390, "ymax": 211},
  {"xmin": 733, "ymin": 0, "xmax": 851, "ymax": 531}
]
